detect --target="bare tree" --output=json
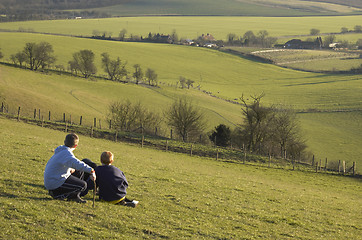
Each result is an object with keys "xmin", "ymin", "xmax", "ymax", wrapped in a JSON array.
[
  {"xmin": 165, "ymin": 97, "xmax": 206, "ymax": 142},
  {"xmin": 68, "ymin": 49, "xmax": 96, "ymax": 78},
  {"xmin": 23, "ymin": 42, "xmax": 56, "ymax": 70},
  {"xmin": 108, "ymin": 99, "xmax": 161, "ymax": 132},
  {"xmin": 133, "ymin": 64, "xmax": 143, "ymax": 84},
  {"xmin": 145, "ymin": 68, "xmax": 158, "ymax": 86},
  {"xmin": 101, "ymin": 52, "xmax": 127, "ymax": 81},
  {"xmin": 119, "ymin": 28, "xmax": 127, "ymax": 41}
]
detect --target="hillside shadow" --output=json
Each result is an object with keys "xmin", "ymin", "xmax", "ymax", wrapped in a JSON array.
[{"xmin": 0, "ymin": 178, "xmax": 52, "ymax": 201}]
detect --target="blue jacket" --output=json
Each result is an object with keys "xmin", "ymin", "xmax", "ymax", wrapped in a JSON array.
[
  {"xmin": 44, "ymin": 145, "xmax": 92, "ymax": 190},
  {"xmin": 95, "ymin": 165, "xmax": 128, "ymax": 201}
]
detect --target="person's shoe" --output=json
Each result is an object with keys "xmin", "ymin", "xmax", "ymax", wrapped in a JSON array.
[
  {"xmin": 125, "ymin": 200, "xmax": 139, "ymax": 208},
  {"xmin": 67, "ymin": 196, "xmax": 87, "ymax": 204}
]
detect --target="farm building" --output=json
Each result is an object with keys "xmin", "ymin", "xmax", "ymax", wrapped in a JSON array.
[{"xmin": 283, "ymin": 37, "xmax": 322, "ymax": 49}]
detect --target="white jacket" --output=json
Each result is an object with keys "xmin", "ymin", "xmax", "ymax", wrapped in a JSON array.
[{"xmin": 44, "ymin": 145, "xmax": 92, "ymax": 190}]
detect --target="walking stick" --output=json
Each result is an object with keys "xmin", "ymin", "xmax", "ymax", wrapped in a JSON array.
[{"xmin": 93, "ymin": 179, "xmax": 96, "ymax": 208}]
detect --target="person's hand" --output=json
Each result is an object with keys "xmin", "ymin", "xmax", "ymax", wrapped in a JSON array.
[
  {"xmin": 69, "ymin": 168, "xmax": 75, "ymax": 174},
  {"xmin": 89, "ymin": 170, "xmax": 96, "ymax": 181}
]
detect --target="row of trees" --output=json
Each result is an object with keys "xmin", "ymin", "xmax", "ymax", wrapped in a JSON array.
[
  {"xmin": 227, "ymin": 30, "xmax": 277, "ymax": 47},
  {"xmin": 108, "ymin": 95, "xmax": 307, "ymax": 159},
  {"xmin": 310, "ymin": 25, "xmax": 362, "ymax": 35},
  {"xmin": 7, "ymin": 42, "xmax": 159, "ymax": 86}
]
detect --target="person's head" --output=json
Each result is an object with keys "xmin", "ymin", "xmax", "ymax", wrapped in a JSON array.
[
  {"xmin": 64, "ymin": 133, "xmax": 79, "ymax": 148},
  {"xmin": 100, "ymin": 151, "xmax": 114, "ymax": 165}
]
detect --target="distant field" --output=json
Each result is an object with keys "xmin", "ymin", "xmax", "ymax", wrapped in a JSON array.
[
  {"xmin": 0, "ymin": 16, "xmax": 362, "ymax": 41},
  {"xmin": 0, "ymin": 117, "xmax": 361, "ymax": 239},
  {"xmin": 87, "ymin": 0, "xmax": 362, "ymax": 16},
  {"xmin": 247, "ymin": 49, "xmax": 361, "ymax": 72},
  {"xmin": 1, "ymin": 32, "xmax": 362, "ymax": 112}
]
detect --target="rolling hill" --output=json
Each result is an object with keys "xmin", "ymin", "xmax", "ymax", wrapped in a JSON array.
[
  {"xmin": 0, "ymin": 116, "xmax": 361, "ymax": 239},
  {"xmin": 0, "ymin": 31, "xmax": 361, "ymax": 167}
]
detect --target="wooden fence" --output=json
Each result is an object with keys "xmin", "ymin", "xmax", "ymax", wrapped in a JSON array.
[{"xmin": 0, "ymin": 102, "xmax": 359, "ymax": 176}]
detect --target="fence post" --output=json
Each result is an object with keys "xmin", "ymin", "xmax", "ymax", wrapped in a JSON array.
[
  {"xmin": 353, "ymin": 162, "xmax": 356, "ymax": 175},
  {"xmin": 338, "ymin": 160, "xmax": 341, "ymax": 174},
  {"xmin": 190, "ymin": 144, "xmax": 193, "ymax": 156},
  {"xmin": 63, "ymin": 113, "xmax": 65, "ymax": 122},
  {"xmin": 315, "ymin": 161, "xmax": 318, "ymax": 173},
  {"xmin": 170, "ymin": 129, "xmax": 173, "ymax": 139},
  {"xmin": 115, "ymin": 132, "xmax": 117, "ymax": 142},
  {"xmin": 80, "ymin": 116, "xmax": 82, "ymax": 125},
  {"xmin": 155, "ymin": 127, "xmax": 157, "ymax": 136},
  {"xmin": 34, "ymin": 109, "xmax": 36, "ymax": 119},
  {"xmin": 243, "ymin": 144, "xmax": 246, "ymax": 164},
  {"xmin": 109, "ymin": 120, "xmax": 112, "ymax": 129},
  {"xmin": 324, "ymin": 158, "xmax": 328, "ymax": 171},
  {"xmin": 166, "ymin": 140, "xmax": 168, "ymax": 151},
  {"xmin": 141, "ymin": 135, "xmax": 144, "ymax": 148},
  {"xmin": 65, "ymin": 122, "xmax": 68, "ymax": 132},
  {"xmin": 343, "ymin": 161, "xmax": 346, "ymax": 175},
  {"xmin": 41, "ymin": 116, "xmax": 44, "ymax": 127},
  {"xmin": 38, "ymin": 109, "xmax": 40, "ymax": 120},
  {"xmin": 312, "ymin": 155, "xmax": 315, "ymax": 167},
  {"xmin": 292, "ymin": 158, "xmax": 295, "ymax": 171},
  {"xmin": 268, "ymin": 153, "xmax": 271, "ymax": 168},
  {"xmin": 94, "ymin": 118, "xmax": 97, "ymax": 128},
  {"xmin": 17, "ymin": 107, "xmax": 21, "ymax": 121},
  {"xmin": 90, "ymin": 126, "xmax": 93, "ymax": 138},
  {"xmin": 49, "ymin": 111, "xmax": 51, "ymax": 121},
  {"xmin": 1, "ymin": 102, "xmax": 3, "ymax": 113},
  {"xmin": 69, "ymin": 114, "xmax": 72, "ymax": 125},
  {"xmin": 99, "ymin": 119, "xmax": 101, "ymax": 129},
  {"xmin": 216, "ymin": 150, "xmax": 219, "ymax": 160},
  {"xmin": 319, "ymin": 159, "xmax": 322, "ymax": 171}
]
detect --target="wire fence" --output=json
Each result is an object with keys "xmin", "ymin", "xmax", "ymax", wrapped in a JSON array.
[{"xmin": 1, "ymin": 102, "xmax": 359, "ymax": 177}]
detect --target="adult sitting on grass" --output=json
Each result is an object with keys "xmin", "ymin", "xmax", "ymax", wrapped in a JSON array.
[
  {"xmin": 44, "ymin": 133, "xmax": 96, "ymax": 203},
  {"xmin": 90, "ymin": 151, "xmax": 139, "ymax": 207}
]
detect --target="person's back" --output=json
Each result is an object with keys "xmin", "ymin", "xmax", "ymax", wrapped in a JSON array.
[
  {"xmin": 95, "ymin": 151, "xmax": 138, "ymax": 207},
  {"xmin": 96, "ymin": 164, "xmax": 128, "ymax": 201}
]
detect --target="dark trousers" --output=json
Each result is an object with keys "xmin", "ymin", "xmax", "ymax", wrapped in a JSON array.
[
  {"xmin": 49, "ymin": 175, "xmax": 87, "ymax": 200},
  {"xmin": 49, "ymin": 158, "xmax": 97, "ymax": 200}
]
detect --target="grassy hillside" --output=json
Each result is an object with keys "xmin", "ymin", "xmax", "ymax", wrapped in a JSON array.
[
  {"xmin": 1, "ymin": 32, "xmax": 361, "ymax": 111},
  {"xmin": 1, "ymin": 31, "xmax": 362, "ymax": 165},
  {"xmin": 88, "ymin": 0, "xmax": 362, "ymax": 16},
  {"xmin": 0, "ymin": 117, "xmax": 361, "ymax": 239},
  {"xmin": 1, "ymin": 16, "xmax": 362, "ymax": 41}
]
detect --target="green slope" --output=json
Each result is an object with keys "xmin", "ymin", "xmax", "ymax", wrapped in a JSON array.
[
  {"xmin": 0, "ymin": 117, "xmax": 361, "ymax": 239},
  {"xmin": 1, "ymin": 16, "xmax": 362, "ymax": 41},
  {"xmin": 1, "ymin": 32, "xmax": 361, "ymax": 166},
  {"xmin": 89, "ymin": 0, "xmax": 362, "ymax": 16}
]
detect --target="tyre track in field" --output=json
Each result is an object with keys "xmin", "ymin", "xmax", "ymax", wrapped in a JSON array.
[
  {"xmin": 141, "ymin": 84, "xmax": 238, "ymax": 127},
  {"xmin": 69, "ymin": 89, "xmax": 103, "ymax": 114}
]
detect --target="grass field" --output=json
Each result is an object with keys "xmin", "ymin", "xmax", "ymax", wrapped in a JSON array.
[
  {"xmin": 1, "ymin": 16, "xmax": 362, "ymax": 41},
  {"xmin": 247, "ymin": 49, "xmax": 361, "ymax": 72},
  {"xmin": 1, "ymin": 31, "xmax": 362, "ymax": 166},
  {"xmin": 1, "ymin": 32, "xmax": 362, "ymax": 111},
  {"xmin": 0, "ymin": 117, "xmax": 361, "ymax": 239},
  {"xmin": 86, "ymin": 0, "xmax": 362, "ymax": 16}
]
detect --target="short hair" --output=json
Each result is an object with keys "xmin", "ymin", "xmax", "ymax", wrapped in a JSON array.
[
  {"xmin": 101, "ymin": 151, "xmax": 113, "ymax": 165},
  {"xmin": 64, "ymin": 133, "xmax": 79, "ymax": 148}
]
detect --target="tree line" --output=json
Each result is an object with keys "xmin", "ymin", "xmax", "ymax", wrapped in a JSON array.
[
  {"xmin": 107, "ymin": 94, "xmax": 307, "ymax": 161},
  {"xmin": 6, "ymin": 42, "xmax": 159, "ymax": 86}
]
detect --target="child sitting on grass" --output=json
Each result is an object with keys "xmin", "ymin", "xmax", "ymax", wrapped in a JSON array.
[{"xmin": 94, "ymin": 151, "xmax": 139, "ymax": 207}]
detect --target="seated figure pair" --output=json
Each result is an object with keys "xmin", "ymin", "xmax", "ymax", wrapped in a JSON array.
[{"xmin": 44, "ymin": 133, "xmax": 138, "ymax": 207}]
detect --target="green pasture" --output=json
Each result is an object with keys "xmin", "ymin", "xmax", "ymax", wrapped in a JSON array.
[
  {"xmin": 300, "ymin": 111, "xmax": 362, "ymax": 166},
  {"xmin": 85, "ymin": 0, "xmax": 362, "ymax": 17},
  {"xmin": 248, "ymin": 49, "xmax": 362, "ymax": 71},
  {"xmin": 1, "ymin": 32, "xmax": 361, "ymax": 112},
  {"xmin": 0, "ymin": 65, "xmax": 241, "ymax": 131},
  {"xmin": 1, "ymin": 16, "xmax": 362, "ymax": 40},
  {"xmin": 0, "ymin": 117, "xmax": 361, "ymax": 239}
]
